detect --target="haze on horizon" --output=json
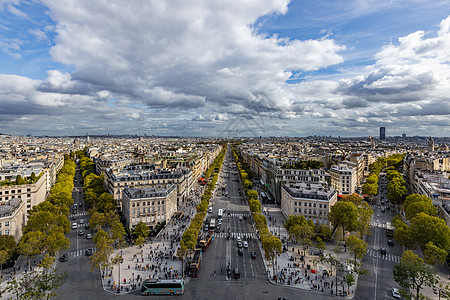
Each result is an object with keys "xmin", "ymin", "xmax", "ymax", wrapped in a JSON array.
[{"xmin": 0, "ymin": 0, "xmax": 449, "ymax": 138}]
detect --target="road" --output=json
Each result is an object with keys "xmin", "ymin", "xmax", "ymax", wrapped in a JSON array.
[{"xmin": 355, "ymin": 172, "xmax": 404, "ymax": 300}]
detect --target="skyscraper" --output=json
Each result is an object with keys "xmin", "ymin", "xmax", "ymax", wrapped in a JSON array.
[{"xmin": 380, "ymin": 127, "xmax": 386, "ymax": 140}]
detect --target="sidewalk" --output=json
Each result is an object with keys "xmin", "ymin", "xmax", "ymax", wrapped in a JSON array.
[{"xmin": 260, "ymin": 204, "xmax": 358, "ymax": 298}]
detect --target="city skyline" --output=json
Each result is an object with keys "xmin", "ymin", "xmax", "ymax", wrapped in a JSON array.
[{"xmin": 1, "ymin": 1, "xmax": 450, "ymax": 137}]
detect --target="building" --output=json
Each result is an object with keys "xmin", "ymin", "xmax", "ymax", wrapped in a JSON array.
[
  {"xmin": 105, "ymin": 165, "xmax": 191, "ymax": 210},
  {"xmin": 329, "ymin": 162, "xmax": 358, "ymax": 195},
  {"xmin": 427, "ymin": 137, "xmax": 435, "ymax": 152},
  {"xmin": 122, "ymin": 185, "xmax": 177, "ymax": 230},
  {"xmin": 380, "ymin": 127, "xmax": 386, "ymax": 140},
  {"xmin": 281, "ymin": 183, "xmax": 337, "ymax": 225},
  {"xmin": 0, "ymin": 198, "xmax": 27, "ymax": 241}
]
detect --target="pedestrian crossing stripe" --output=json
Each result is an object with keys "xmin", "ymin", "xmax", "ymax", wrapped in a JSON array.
[
  {"xmin": 68, "ymin": 247, "xmax": 97, "ymax": 257},
  {"xmin": 370, "ymin": 222, "xmax": 387, "ymax": 228},
  {"xmin": 365, "ymin": 249, "xmax": 400, "ymax": 263},
  {"xmin": 215, "ymin": 232, "xmax": 258, "ymax": 239},
  {"xmin": 227, "ymin": 213, "xmax": 251, "ymax": 217},
  {"xmin": 69, "ymin": 212, "xmax": 89, "ymax": 218}
]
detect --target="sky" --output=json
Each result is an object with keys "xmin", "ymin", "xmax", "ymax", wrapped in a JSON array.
[{"xmin": 0, "ymin": 0, "xmax": 449, "ymax": 138}]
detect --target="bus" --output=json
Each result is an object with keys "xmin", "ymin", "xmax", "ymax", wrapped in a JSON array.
[
  {"xmin": 140, "ymin": 279, "xmax": 184, "ymax": 296},
  {"xmin": 198, "ymin": 232, "xmax": 214, "ymax": 252},
  {"xmin": 209, "ymin": 218, "xmax": 216, "ymax": 231},
  {"xmin": 386, "ymin": 222, "xmax": 394, "ymax": 237},
  {"xmin": 189, "ymin": 248, "xmax": 202, "ymax": 277}
]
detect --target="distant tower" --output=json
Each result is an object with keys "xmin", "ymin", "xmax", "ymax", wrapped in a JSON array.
[
  {"xmin": 427, "ymin": 137, "xmax": 434, "ymax": 152},
  {"xmin": 380, "ymin": 127, "xmax": 386, "ymax": 140},
  {"xmin": 87, "ymin": 133, "xmax": 90, "ymax": 143},
  {"xmin": 402, "ymin": 133, "xmax": 406, "ymax": 139}
]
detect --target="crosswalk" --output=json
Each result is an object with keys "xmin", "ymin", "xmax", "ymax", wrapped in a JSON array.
[
  {"xmin": 215, "ymin": 232, "xmax": 258, "ymax": 239},
  {"xmin": 66, "ymin": 247, "xmax": 97, "ymax": 258},
  {"xmin": 366, "ymin": 248, "xmax": 400, "ymax": 263},
  {"xmin": 370, "ymin": 221, "xmax": 387, "ymax": 228},
  {"xmin": 69, "ymin": 212, "xmax": 89, "ymax": 218},
  {"xmin": 227, "ymin": 213, "xmax": 251, "ymax": 218}
]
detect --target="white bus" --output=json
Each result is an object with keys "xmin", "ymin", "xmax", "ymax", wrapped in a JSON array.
[
  {"xmin": 217, "ymin": 209, "xmax": 223, "ymax": 218},
  {"xmin": 209, "ymin": 218, "xmax": 216, "ymax": 231}
]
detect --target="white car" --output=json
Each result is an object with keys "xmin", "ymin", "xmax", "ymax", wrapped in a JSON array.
[
  {"xmin": 243, "ymin": 241, "xmax": 248, "ymax": 248},
  {"xmin": 391, "ymin": 288, "xmax": 401, "ymax": 299},
  {"xmin": 79, "ymin": 219, "xmax": 84, "ymax": 224},
  {"xmin": 239, "ymin": 216, "xmax": 243, "ymax": 221},
  {"xmin": 237, "ymin": 236, "xmax": 241, "ymax": 242},
  {"xmin": 71, "ymin": 222, "xmax": 77, "ymax": 229}
]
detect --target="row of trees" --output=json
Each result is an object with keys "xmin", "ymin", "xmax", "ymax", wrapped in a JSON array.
[
  {"xmin": 393, "ymin": 194, "xmax": 450, "ymax": 266},
  {"xmin": 75, "ymin": 150, "xmax": 126, "ymax": 274},
  {"xmin": 1, "ymin": 156, "xmax": 76, "ymax": 298},
  {"xmin": 0, "ymin": 172, "xmax": 43, "ymax": 187},
  {"xmin": 233, "ymin": 147, "xmax": 282, "ymax": 275},
  {"xmin": 178, "ymin": 145, "xmax": 227, "ymax": 261},
  {"xmin": 386, "ymin": 168, "xmax": 408, "ymax": 204},
  {"xmin": 281, "ymin": 160, "xmax": 324, "ymax": 170}
]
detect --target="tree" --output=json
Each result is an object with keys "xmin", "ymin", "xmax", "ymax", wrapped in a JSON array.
[
  {"xmin": 0, "ymin": 235, "xmax": 17, "ymax": 261},
  {"xmin": 344, "ymin": 272, "xmax": 356, "ymax": 295},
  {"xmin": 133, "ymin": 222, "xmax": 150, "ymax": 238},
  {"xmin": 393, "ymin": 250, "xmax": 438, "ymax": 300},
  {"xmin": 19, "ymin": 231, "xmax": 44, "ymax": 271},
  {"xmin": 91, "ymin": 229, "xmax": 113, "ymax": 274},
  {"xmin": 284, "ymin": 215, "xmax": 308, "ymax": 231},
  {"xmin": 393, "ymin": 220, "xmax": 413, "ymax": 249},
  {"xmin": 15, "ymin": 175, "xmax": 25, "ymax": 185},
  {"xmin": 346, "ymin": 235, "xmax": 368, "ymax": 261},
  {"xmin": 316, "ymin": 237, "xmax": 326, "ymax": 251},
  {"xmin": 246, "ymin": 190, "xmax": 258, "ymax": 200},
  {"xmin": 362, "ymin": 183, "xmax": 378, "ymax": 197},
  {"xmin": 316, "ymin": 224, "xmax": 332, "ymax": 242},
  {"xmin": 262, "ymin": 234, "xmax": 282, "ymax": 275},
  {"xmin": 387, "ymin": 176, "xmax": 407, "ymax": 204},
  {"xmin": 135, "ymin": 236, "xmax": 145, "ymax": 248},
  {"xmin": 329, "ymin": 201, "xmax": 359, "ymax": 245},
  {"xmin": 423, "ymin": 242, "xmax": 447, "ymax": 266},
  {"xmin": 403, "ymin": 194, "xmax": 436, "ymax": 220},
  {"xmin": 0, "ymin": 250, "xmax": 7, "ymax": 279},
  {"xmin": 111, "ymin": 221, "xmax": 126, "ymax": 248},
  {"xmin": 289, "ymin": 223, "xmax": 315, "ymax": 256},
  {"xmin": 32, "ymin": 267, "xmax": 67, "ymax": 300},
  {"xmin": 410, "ymin": 212, "xmax": 450, "ymax": 251},
  {"xmin": 356, "ymin": 202, "xmax": 374, "ymax": 238}
]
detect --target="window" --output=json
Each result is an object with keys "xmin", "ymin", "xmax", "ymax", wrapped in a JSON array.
[
  {"xmin": 5, "ymin": 230, "xmax": 9, "ymax": 235},
  {"xmin": 313, "ymin": 203, "xmax": 316, "ymax": 208},
  {"xmin": 132, "ymin": 203, "xmax": 135, "ymax": 207},
  {"xmin": 27, "ymin": 188, "xmax": 31, "ymax": 192},
  {"xmin": 319, "ymin": 204, "xmax": 322, "ymax": 208},
  {"xmin": 0, "ymin": 223, "xmax": 2, "ymax": 228},
  {"xmin": 161, "ymin": 200, "xmax": 164, "ymax": 204},
  {"xmin": 5, "ymin": 221, "xmax": 9, "ymax": 227}
]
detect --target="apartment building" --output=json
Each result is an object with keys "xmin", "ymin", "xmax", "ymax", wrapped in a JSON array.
[
  {"xmin": 329, "ymin": 162, "xmax": 358, "ymax": 195},
  {"xmin": 122, "ymin": 185, "xmax": 177, "ymax": 230},
  {"xmin": 0, "ymin": 198, "xmax": 26, "ymax": 241},
  {"xmin": 104, "ymin": 165, "xmax": 191, "ymax": 210},
  {"xmin": 281, "ymin": 183, "xmax": 337, "ymax": 225}
]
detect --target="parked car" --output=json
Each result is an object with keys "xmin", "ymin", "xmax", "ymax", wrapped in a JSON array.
[
  {"xmin": 59, "ymin": 254, "xmax": 68, "ymax": 262},
  {"xmin": 243, "ymin": 241, "xmax": 248, "ymax": 248},
  {"xmin": 237, "ymin": 236, "xmax": 241, "ymax": 243},
  {"xmin": 238, "ymin": 249, "xmax": 243, "ymax": 256},
  {"xmin": 86, "ymin": 233, "xmax": 92, "ymax": 239},
  {"xmin": 78, "ymin": 230, "xmax": 84, "ymax": 236},
  {"xmin": 388, "ymin": 240, "xmax": 393, "ymax": 246},
  {"xmin": 71, "ymin": 222, "xmax": 77, "ymax": 229},
  {"xmin": 85, "ymin": 248, "xmax": 92, "ymax": 256},
  {"xmin": 237, "ymin": 241, "xmax": 243, "ymax": 248}
]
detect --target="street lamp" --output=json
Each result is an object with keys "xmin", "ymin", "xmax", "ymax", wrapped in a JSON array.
[{"xmin": 132, "ymin": 272, "xmax": 134, "ymax": 290}]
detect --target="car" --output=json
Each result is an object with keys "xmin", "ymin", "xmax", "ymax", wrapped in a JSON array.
[
  {"xmin": 215, "ymin": 227, "xmax": 221, "ymax": 233},
  {"xmin": 237, "ymin": 236, "xmax": 241, "ymax": 242},
  {"xmin": 208, "ymin": 207, "xmax": 213, "ymax": 213},
  {"xmin": 237, "ymin": 241, "xmax": 243, "ymax": 248},
  {"xmin": 391, "ymin": 288, "xmax": 401, "ymax": 298},
  {"xmin": 85, "ymin": 223, "xmax": 90, "ymax": 229},
  {"xmin": 388, "ymin": 239, "xmax": 393, "ymax": 246},
  {"xmin": 238, "ymin": 216, "xmax": 243, "ymax": 221},
  {"xmin": 59, "ymin": 254, "xmax": 68, "ymax": 262},
  {"xmin": 217, "ymin": 219, "xmax": 222, "ymax": 226},
  {"xmin": 238, "ymin": 249, "xmax": 243, "ymax": 256},
  {"xmin": 243, "ymin": 241, "xmax": 248, "ymax": 248},
  {"xmin": 233, "ymin": 267, "xmax": 240, "ymax": 279},
  {"xmin": 78, "ymin": 230, "xmax": 84, "ymax": 236},
  {"xmin": 381, "ymin": 207, "xmax": 386, "ymax": 212},
  {"xmin": 72, "ymin": 215, "xmax": 77, "ymax": 220},
  {"xmin": 79, "ymin": 219, "xmax": 84, "ymax": 224},
  {"xmin": 85, "ymin": 248, "xmax": 92, "ymax": 256},
  {"xmin": 243, "ymin": 215, "xmax": 248, "ymax": 220},
  {"xmin": 86, "ymin": 233, "xmax": 92, "ymax": 239},
  {"xmin": 386, "ymin": 205, "xmax": 390, "ymax": 210},
  {"xmin": 250, "ymin": 251, "xmax": 257, "ymax": 259},
  {"xmin": 204, "ymin": 225, "xmax": 209, "ymax": 231},
  {"xmin": 71, "ymin": 222, "xmax": 77, "ymax": 229},
  {"xmin": 380, "ymin": 248, "xmax": 387, "ymax": 255}
]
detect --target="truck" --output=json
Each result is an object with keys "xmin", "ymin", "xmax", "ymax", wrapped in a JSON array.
[
  {"xmin": 198, "ymin": 232, "xmax": 214, "ymax": 252},
  {"xmin": 189, "ymin": 248, "xmax": 203, "ymax": 277}
]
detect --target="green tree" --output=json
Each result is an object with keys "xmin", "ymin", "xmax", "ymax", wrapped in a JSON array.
[
  {"xmin": 387, "ymin": 176, "xmax": 407, "ymax": 204},
  {"xmin": 316, "ymin": 224, "xmax": 332, "ymax": 242},
  {"xmin": 393, "ymin": 219, "xmax": 413, "ymax": 249},
  {"xmin": 111, "ymin": 221, "xmax": 126, "ymax": 248},
  {"xmin": 32, "ymin": 267, "xmax": 67, "ymax": 300},
  {"xmin": 346, "ymin": 234, "xmax": 368, "ymax": 261},
  {"xmin": 133, "ymin": 221, "xmax": 150, "ymax": 238},
  {"xmin": 393, "ymin": 250, "xmax": 438, "ymax": 300},
  {"xmin": 15, "ymin": 175, "xmax": 25, "ymax": 185},
  {"xmin": 423, "ymin": 241, "xmax": 447, "ymax": 266},
  {"xmin": 344, "ymin": 272, "xmax": 356, "ymax": 295},
  {"xmin": 30, "ymin": 172, "xmax": 37, "ymax": 182},
  {"xmin": 91, "ymin": 229, "xmax": 113, "ymax": 274},
  {"xmin": 362, "ymin": 183, "xmax": 378, "ymax": 197},
  {"xmin": 135, "ymin": 236, "xmax": 146, "ymax": 248},
  {"xmin": 262, "ymin": 234, "xmax": 282, "ymax": 275},
  {"xmin": 0, "ymin": 235, "xmax": 17, "ymax": 261},
  {"xmin": 284, "ymin": 215, "xmax": 308, "ymax": 231},
  {"xmin": 289, "ymin": 223, "xmax": 315, "ymax": 256},
  {"xmin": 246, "ymin": 190, "xmax": 258, "ymax": 200},
  {"xmin": 356, "ymin": 202, "xmax": 374, "ymax": 238},
  {"xmin": 410, "ymin": 212, "xmax": 450, "ymax": 250},
  {"xmin": 19, "ymin": 231, "xmax": 44, "ymax": 271},
  {"xmin": 0, "ymin": 250, "xmax": 7, "ymax": 279},
  {"xmin": 316, "ymin": 237, "xmax": 326, "ymax": 251},
  {"xmin": 329, "ymin": 201, "xmax": 359, "ymax": 245},
  {"xmin": 403, "ymin": 194, "xmax": 437, "ymax": 220}
]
